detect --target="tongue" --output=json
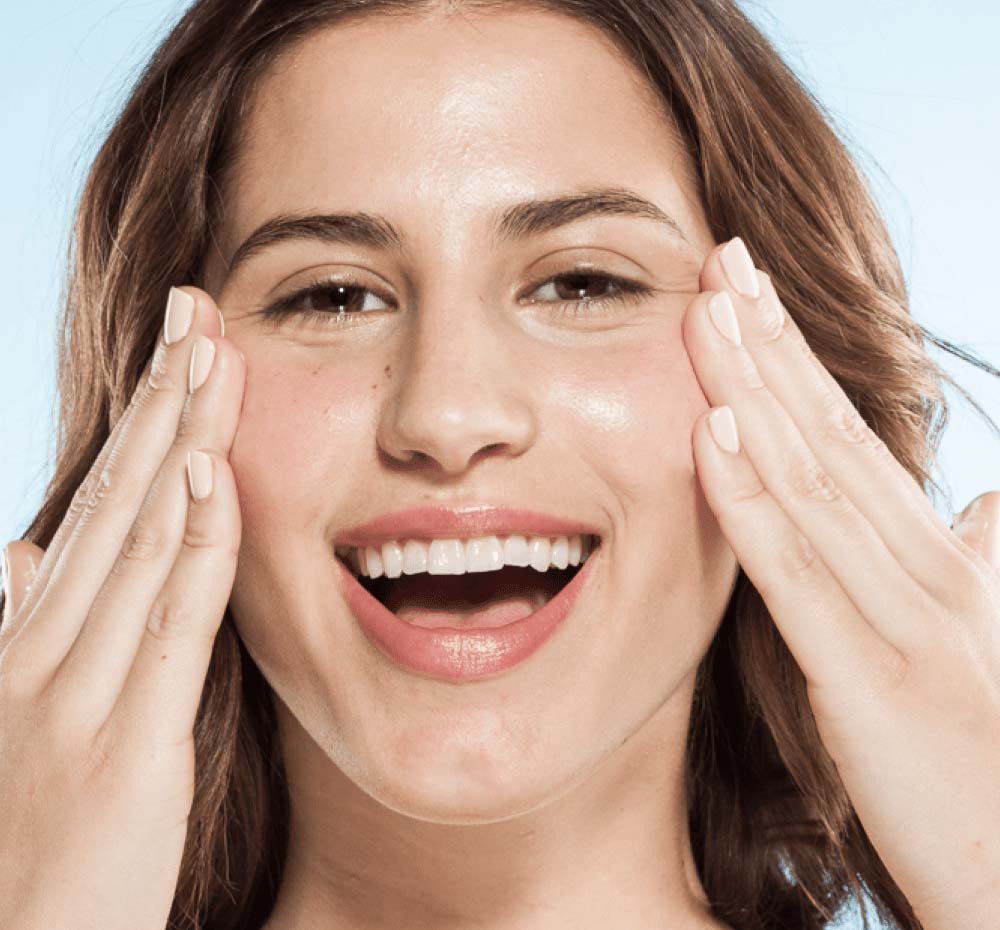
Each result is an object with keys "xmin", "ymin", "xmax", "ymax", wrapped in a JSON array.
[
  {"xmin": 380, "ymin": 566, "xmax": 570, "ymax": 629},
  {"xmin": 397, "ymin": 598, "xmax": 540, "ymax": 629}
]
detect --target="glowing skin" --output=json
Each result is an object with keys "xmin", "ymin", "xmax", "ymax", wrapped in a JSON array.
[{"xmin": 202, "ymin": 7, "xmax": 737, "ymax": 930}]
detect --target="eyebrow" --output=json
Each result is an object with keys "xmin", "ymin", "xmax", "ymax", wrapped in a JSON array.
[{"xmin": 223, "ymin": 187, "xmax": 693, "ymax": 279}]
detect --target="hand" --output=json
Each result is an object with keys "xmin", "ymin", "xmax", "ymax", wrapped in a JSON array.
[
  {"xmin": 0, "ymin": 287, "xmax": 244, "ymax": 930},
  {"xmin": 684, "ymin": 237, "xmax": 1000, "ymax": 930}
]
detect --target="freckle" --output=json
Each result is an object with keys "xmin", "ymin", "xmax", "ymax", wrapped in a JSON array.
[{"xmin": 384, "ymin": 365, "xmax": 392, "ymax": 377}]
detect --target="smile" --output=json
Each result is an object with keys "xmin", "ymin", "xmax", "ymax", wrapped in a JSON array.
[{"xmin": 334, "ymin": 534, "xmax": 603, "ymax": 682}]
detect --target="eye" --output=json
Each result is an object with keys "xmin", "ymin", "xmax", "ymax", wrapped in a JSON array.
[
  {"xmin": 521, "ymin": 269, "xmax": 654, "ymax": 317},
  {"xmin": 259, "ymin": 267, "xmax": 655, "ymax": 327},
  {"xmin": 261, "ymin": 279, "xmax": 391, "ymax": 323}
]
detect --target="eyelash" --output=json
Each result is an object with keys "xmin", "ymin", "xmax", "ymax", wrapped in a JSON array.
[{"xmin": 259, "ymin": 268, "xmax": 655, "ymax": 326}]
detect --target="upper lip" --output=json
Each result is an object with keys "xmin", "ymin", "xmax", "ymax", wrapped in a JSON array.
[{"xmin": 334, "ymin": 504, "xmax": 603, "ymax": 549}]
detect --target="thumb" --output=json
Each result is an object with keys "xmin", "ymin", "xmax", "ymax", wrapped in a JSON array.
[
  {"xmin": 1, "ymin": 540, "xmax": 45, "ymax": 630},
  {"xmin": 951, "ymin": 492, "xmax": 999, "ymax": 574}
]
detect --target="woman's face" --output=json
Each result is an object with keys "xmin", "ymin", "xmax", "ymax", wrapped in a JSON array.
[{"xmin": 204, "ymin": 7, "xmax": 737, "ymax": 822}]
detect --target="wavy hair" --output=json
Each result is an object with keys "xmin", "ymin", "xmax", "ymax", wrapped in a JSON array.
[{"xmin": 4, "ymin": 1, "xmax": 998, "ymax": 928}]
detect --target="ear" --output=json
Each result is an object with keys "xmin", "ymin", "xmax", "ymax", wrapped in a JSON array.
[{"xmin": 951, "ymin": 492, "xmax": 1000, "ymax": 575}]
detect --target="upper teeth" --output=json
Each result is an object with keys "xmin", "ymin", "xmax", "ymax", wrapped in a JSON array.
[{"xmin": 336, "ymin": 533, "xmax": 598, "ymax": 579}]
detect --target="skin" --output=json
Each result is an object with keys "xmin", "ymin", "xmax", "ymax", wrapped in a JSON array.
[
  {"xmin": 2, "ymin": 4, "xmax": 996, "ymax": 929},
  {"xmin": 203, "ymin": 4, "xmax": 1000, "ymax": 930},
  {"xmin": 200, "ymin": 7, "xmax": 736, "ymax": 930}
]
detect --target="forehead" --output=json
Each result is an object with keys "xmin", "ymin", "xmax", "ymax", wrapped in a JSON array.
[{"xmin": 217, "ymin": 8, "xmax": 702, "ymax": 267}]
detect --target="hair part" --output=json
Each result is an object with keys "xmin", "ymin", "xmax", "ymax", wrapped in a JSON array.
[{"xmin": 6, "ymin": 1, "xmax": 998, "ymax": 928}]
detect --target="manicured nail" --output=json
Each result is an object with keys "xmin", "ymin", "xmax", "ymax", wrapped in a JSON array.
[
  {"xmin": 188, "ymin": 335, "xmax": 216, "ymax": 393},
  {"xmin": 709, "ymin": 406, "xmax": 740, "ymax": 454},
  {"xmin": 720, "ymin": 238, "xmax": 760, "ymax": 299},
  {"xmin": 164, "ymin": 287, "xmax": 195, "ymax": 345},
  {"xmin": 708, "ymin": 292, "xmax": 742, "ymax": 345},
  {"xmin": 186, "ymin": 450, "xmax": 214, "ymax": 501}
]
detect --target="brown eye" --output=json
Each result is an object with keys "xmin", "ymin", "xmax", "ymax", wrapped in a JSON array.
[
  {"xmin": 530, "ymin": 272, "xmax": 625, "ymax": 304},
  {"xmin": 260, "ymin": 267, "xmax": 654, "ymax": 328},
  {"xmin": 522, "ymin": 269, "xmax": 653, "ymax": 317},
  {"xmin": 260, "ymin": 277, "xmax": 393, "ymax": 324},
  {"xmin": 297, "ymin": 282, "xmax": 389, "ymax": 316}
]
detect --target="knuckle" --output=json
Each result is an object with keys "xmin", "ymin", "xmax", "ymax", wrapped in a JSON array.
[
  {"xmin": 782, "ymin": 444, "xmax": 849, "ymax": 511},
  {"xmin": 143, "ymin": 595, "xmax": 217, "ymax": 653},
  {"xmin": 143, "ymin": 350, "xmax": 181, "ymax": 398},
  {"xmin": 729, "ymin": 471, "xmax": 769, "ymax": 506},
  {"xmin": 119, "ymin": 517, "xmax": 166, "ymax": 563},
  {"xmin": 820, "ymin": 393, "xmax": 886, "ymax": 454},
  {"xmin": 84, "ymin": 718, "xmax": 122, "ymax": 780},
  {"xmin": 776, "ymin": 529, "xmax": 820, "ymax": 579},
  {"xmin": 874, "ymin": 642, "xmax": 911, "ymax": 695},
  {"xmin": 68, "ymin": 464, "xmax": 113, "ymax": 521},
  {"xmin": 69, "ymin": 461, "xmax": 143, "ymax": 525},
  {"xmin": 181, "ymin": 517, "xmax": 226, "ymax": 554},
  {"xmin": 733, "ymin": 348, "xmax": 766, "ymax": 391},
  {"xmin": 145, "ymin": 597, "xmax": 191, "ymax": 644},
  {"xmin": 756, "ymin": 300, "xmax": 784, "ymax": 344}
]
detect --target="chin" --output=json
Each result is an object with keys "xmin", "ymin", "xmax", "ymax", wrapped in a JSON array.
[{"xmin": 332, "ymin": 706, "xmax": 598, "ymax": 825}]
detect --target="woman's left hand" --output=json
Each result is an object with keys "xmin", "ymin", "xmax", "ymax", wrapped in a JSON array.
[{"xmin": 685, "ymin": 236, "xmax": 1000, "ymax": 930}]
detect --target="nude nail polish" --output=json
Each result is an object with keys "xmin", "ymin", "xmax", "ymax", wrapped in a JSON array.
[{"xmin": 720, "ymin": 238, "xmax": 761, "ymax": 299}]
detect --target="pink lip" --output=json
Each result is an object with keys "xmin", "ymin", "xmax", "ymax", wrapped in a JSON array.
[
  {"xmin": 335, "ymin": 504, "xmax": 603, "ymax": 548},
  {"xmin": 335, "ymin": 545, "xmax": 601, "ymax": 682}
]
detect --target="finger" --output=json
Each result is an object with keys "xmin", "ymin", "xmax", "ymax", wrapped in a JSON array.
[
  {"xmin": 951, "ymin": 492, "xmax": 1000, "ymax": 577},
  {"xmin": 49, "ymin": 333, "xmax": 244, "ymax": 720},
  {"xmin": 10, "ymin": 376, "xmax": 144, "ymax": 632},
  {"xmin": 1, "ymin": 541, "xmax": 44, "ymax": 633},
  {"xmin": 7, "ymin": 304, "xmax": 213, "ymax": 639},
  {"xmin": 684, "ymin": 283, "xmax": 936, "ymax": 652},
  {"xmin": 108, "ymin": 448, "xmax": 241, "ymax": 751},
  {"xmin": 692, "ymin": 405, "xmax": 909, "ymax": 697},
  {"xmin": 10, "ymin": 298, "xmax": 225, "ymax": 636},
  {"xmin": 8, "ymin": 288, "xmax": 225, "ymax": 673},
  {"xmin": 700, "ymin": 239, "xmax": 976, "ymax": 605}
]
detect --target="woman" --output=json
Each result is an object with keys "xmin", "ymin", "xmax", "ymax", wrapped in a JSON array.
[{"xmin": 0, "ymin": 1, "xmax": 997, "ymax": 929}]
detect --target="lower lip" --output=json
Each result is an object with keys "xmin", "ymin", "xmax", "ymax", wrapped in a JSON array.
[{"xmin": 335, "ymin": 548, "xmax": 600, "ymax": 682}]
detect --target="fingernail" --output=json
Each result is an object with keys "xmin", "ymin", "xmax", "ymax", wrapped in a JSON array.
[
  {"xmin": 217, "ymin": 308, "xmax": 226, "ymax": 338},
  {"xmin": 720, "ymin": 238, "xmax": 760, "ymax": 299},
  {"xmin": 709, "ymin": 405, "xmax": 740, "ymax": 454},
  {"xmin": 708, "ymin": 292, "xmax": 742, "ymax": 345},
  {"xmin": 188, "ymin": 335, "xmax": 216, "ymax": 393},
  {"xmin": 187, "ymin": 450, "xmax": 214, "ymax": 501},
  {"xmin": 164, "ymin": 287, "xmax": 195, "ymax": 345}
]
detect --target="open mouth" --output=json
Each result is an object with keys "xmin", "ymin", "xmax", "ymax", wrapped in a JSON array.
[{"xmin": 335, "ymin": 535, "xmax": 600, "ymax": 629}]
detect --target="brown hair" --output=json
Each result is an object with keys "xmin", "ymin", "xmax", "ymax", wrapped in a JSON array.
[{"xmin": 5, "ymin": 1, "xmax": 998, "ymax": 928}]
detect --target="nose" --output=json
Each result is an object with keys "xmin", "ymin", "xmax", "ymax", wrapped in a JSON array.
[{"xmin": 376, "ymin": 297, "xmax": 537, "ymax": 477}]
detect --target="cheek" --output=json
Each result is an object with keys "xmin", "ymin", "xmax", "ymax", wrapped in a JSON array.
[
  {"xmin": 553, "ymin": 329, "xmax": 708, "ymax": 499},
  {"xmin": 226, "ymin": 327, "xmax": 711, "ymax": 533},
  {"xmin": 228, "ymin": 357, "xmax": 358, "ymax": 540}
]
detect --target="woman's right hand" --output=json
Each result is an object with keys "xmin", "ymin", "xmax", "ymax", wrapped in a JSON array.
[{"xmin": 0, "ymin": 286, "xmax": 245, "ymax": 930}]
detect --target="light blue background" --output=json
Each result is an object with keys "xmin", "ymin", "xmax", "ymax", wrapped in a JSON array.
[{"xmin": 1, "ymin": 4, "xmax": 997, "ymax": 927}]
